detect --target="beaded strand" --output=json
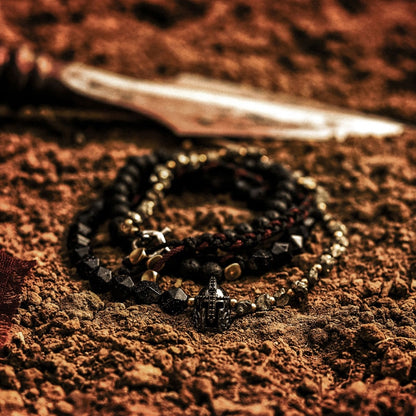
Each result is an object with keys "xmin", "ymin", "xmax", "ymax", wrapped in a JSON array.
[{"xmin": 67, "ymin": 147, "xmax": 348, "ymax": 332}]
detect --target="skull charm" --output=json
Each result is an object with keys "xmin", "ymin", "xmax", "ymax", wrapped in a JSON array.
[{"xmin": 192, "ymin": 276, "xmax": 232, "ymax": 332}]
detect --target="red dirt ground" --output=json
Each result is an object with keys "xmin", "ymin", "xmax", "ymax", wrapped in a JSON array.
[{"xmin": 1, "ymin": 1, "xmax": 416, "ymax": 415}]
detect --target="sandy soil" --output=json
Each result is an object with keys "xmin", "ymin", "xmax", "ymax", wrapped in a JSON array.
[{"xmin": 0, "ymin": 1, "xmax": 416, "ymax": 415}]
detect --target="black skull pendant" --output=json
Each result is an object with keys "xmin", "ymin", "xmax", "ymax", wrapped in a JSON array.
[{"xmin": 192, "ymin": 276, "xmax": 232, "ymax": 332}]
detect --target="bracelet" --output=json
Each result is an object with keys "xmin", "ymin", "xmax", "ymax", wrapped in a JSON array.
[{"xmin": 67, "ymin": 147, "xmax": 348, "ymax": 332}]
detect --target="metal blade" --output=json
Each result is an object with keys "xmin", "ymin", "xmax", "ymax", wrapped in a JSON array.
[{"xmin": 60, "ymin": 63, "xmax": 403, "ymax": 141}]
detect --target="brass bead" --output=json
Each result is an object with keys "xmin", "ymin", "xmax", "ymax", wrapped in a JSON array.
[
  {"xmin": 128, "ymin": 211, "xmax": 143, "ymax": 224},
  {"xmin": 141, "ymin": 270, "xmax": 159, "ymax": 282},
  {"xmin": 188, "ymin": 297, "xmax": 195, "ymax": 306},
  {"xmin": 269, "ymin": 296, "xmax": 276, "ymax": 305},
  {"xmin": 224, "ymin": 263, "xmax": 242, "ymax": 281},
  {"xmin": 128, "ymin": 247, "xmax": 147, "ymax": 265},
  {"xmin": 317, "ymin": 202, "xmax": 327, "ymax": 212},
  {"xmin": 166, "ymin": 160, "xmax": 176, "ymax": 169},
  {"xmin": 286, "ymin": 288, "xmax": 294, "ymax": 297},
  {"xmin": 251, "ymin": 303, "xmax": 257, "ymax": 312},
  {"xmin": 146, "ymin": 254, "xmax": 164, "ymax": 270},
  {"xmin": 177, "ymin": 154, "xmax": 190, "ymax": 165},
  {"xmin": 230, "ymin": 298, "xmax": 237, "ymax": 307},
  {"xmin": 198, "ymin": 153, "xmax": 207, "ymax": 163},
  {"xmin": 153, "ymin": 182, "xmax": 164, "ymax": 192}
]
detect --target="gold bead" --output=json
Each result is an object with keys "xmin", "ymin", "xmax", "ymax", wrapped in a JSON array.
[
  {"xmin": 188, "ymin": 297, "xmax": 195, "ymax": 306},
  {"xmin": 146, "ymin": 254, "xmax": 164, "ymax": 270},
  {"xmin": 128, "ymin": 247, "xmax": 147, "ymax": 265},
  {"xmin": 315, "ymin": 264, "xmax": 323, "ymax": 272},
  {"xmin": 128, "ymin": 211, "xmax": 143, "ymax": 224},
  {"xmin": 177, "ymin": 154, "xmax": 189, "ymax": 165},
  {"xmin": 154, "ymin": 182, "xmax": 164, "ymax": 192},
  {"xmin": 230, "ymin": 298, "xmax": 237, "ymax": 307},
  {"xmin": 269, "ymin": 296, "xmax": 276, "ymax": 305},
  {"xmin": 251, "ymin": 303, "xmax": 257, "ymax": 312},
  {"xmin": 224, "ymin": 263, "xmax": 242, "ymax": 281},
  {"xmin": 166, "ymin": 160, "xmax": 176, "ymax": 169},
  {"xmin": 198, "ymin": 153, "xmax": 207, "ymax": 163},
  {"xmin": 124, "ymin": 218, "xmax": 133, "ymax": 226},
  {"xmin": 141, "ymin": 270, "xmax": 159, "ymax": 282},
  {"xmin": 286, "ymin": 288, "xmax": 294, "ymax": 297},
  {"xmin": 317, "ymin": 202, "xmax": 327, "ymax": 212}
]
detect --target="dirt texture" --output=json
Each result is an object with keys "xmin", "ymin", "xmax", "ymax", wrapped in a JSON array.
[{"xmin": 1, "ymin": 1, "xmax": 416, "ymax": 415}]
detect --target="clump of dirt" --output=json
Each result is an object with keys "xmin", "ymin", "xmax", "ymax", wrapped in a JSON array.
[{"xmin": 1, "ymin": 1, "xmax": 416, "ymax": 415}]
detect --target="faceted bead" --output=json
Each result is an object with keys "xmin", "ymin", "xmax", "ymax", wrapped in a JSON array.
[
  {"xmin": 273, "ymin": 288, "xmax": 290, "ymax": 307},
  {"xmin": 112, "ymin": 274, "xmax": 134, "ymax": 300},
  {"xmin": 292, "ymin": 279, "xmax": 308, "ymax": 298},
  {"xmin": 271, "ymin": 242, "xmax": 290, "ymax": 263},
  {"xmin": 290, "ymin": 234, "xmax": 304, "ymax": 251},
  {"xmin": 320, "ymin": 254, "xmax": 336, "ymax": 275},
  {"xmin": 90, "ymin": 267, "xmax": 112, "ymax": 293},
  {"xmin": 255, "ymin": 294, "xmax": 275, "ymax": 311},
  {"xmin": 70, "ymin": 246, "xmax": 91, "ymax": 264},
  {"xmin": 235, "ymin": 300, "xmax": 254, "ymax": 316},
  {"xmin": 248, "ymin": 249, "xmax": 273, "ymax": 273},
  {"xmin": 159, "ymin": 287, "xmax": 188, "ymax": 315},
  {"xmin": 133, "ymin": 281, "xmax": 162, "ymax": 304},
  {"xmin": 201, "ymin": 262, "xmax": 223, "ymax": 282},
  {"xmin": 68, "ymin": 233, "xmax": 90, "ymax": 249},
  {"xmin": 77, "ymin": 257, "xmax": 100, "ymax": 279},
  {"xmin": 69, "ymin": 222, "xmax": 92, "ymax": 239}
]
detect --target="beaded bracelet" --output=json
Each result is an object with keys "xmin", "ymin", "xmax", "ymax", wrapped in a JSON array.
[{"xmin": 67, "ymin": 147, "xmax": 348, "ymax": 332}]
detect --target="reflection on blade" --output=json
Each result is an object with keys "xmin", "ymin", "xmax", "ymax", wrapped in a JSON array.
[{"xmin": 61, "ymin": 64, "xmax": 404, "ymax": 141}]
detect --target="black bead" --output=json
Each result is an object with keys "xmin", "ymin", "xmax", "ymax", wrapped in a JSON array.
[
  {"xmin": 90, "ymin": 267, "xmax": 112, "ymax": 293},
  {"xmin": 133, "ymin": 281, "xmax": 162, "ymax": 304},
  {"xmin": 279, "ymin": 180, "xmax": 296, "ymax": 194},
  {"xmin": 112, "ymin": 274, "xmax": 134, "ymax": 300},
  {"xmin": 290, "ymin": 234, "xmax": 304, "ymax": 252},
  {"xmin": 70, "ymin": 246, "xmax": 91, "ymax": 264},
  {"xmin": 111, "ymin": 193, "xmax": 129, "ymax": 205},
  {"xmin": 112, "ymin": 182, "xmax": 129, "ymax": 196},
  {"xmin": 273, "ymin": 191, "xmax": 292, "ymax": 204},
  {"xmin": 265, "ymin": 210, "xmax": 280, "ymax": 220},
  {"xmin": 69, "ymin": 234, "xmax": 91, "ymax": 247},
  {"xmin": 116, "ymin": 174, "xmax": 135, "ymax": 194},
  {"xmin": 248, "ymin": 249, "xmax": 273, "ymax": 273},
  {"xmin": 159, "ymin": 287, "xmax": 188, "ymax": 315},
  {"xmin": 265, "ymin": 199, "xmax": 288, "ymax": 213},
  {"xmin": 235, "ymin": 222, "xmax": 253, "ymax": 234},
  {"xmin": 201, "ymin": 262, "xmax": 223, "ymax": 281},
  {"xmin": 271, "ymin": 242, "xmax": 291, "ymax": 264},
  {"xmin": 111, "ymin": 204, "xmax": 129, "ymax": 217},
  {"xmin": 77, "ymin": 256, "xmax": 100, "ymax": 279},
  {"xmin": 119, "ymin": 164, "xmax": 140, "ymax": 181},
  {"xmin": 180, "ymin": 258, "xmax": 200, "ymax": 280},
  {"xmin": 251, "ymin": 216, "xmax": 271, "ymax": 230}
]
